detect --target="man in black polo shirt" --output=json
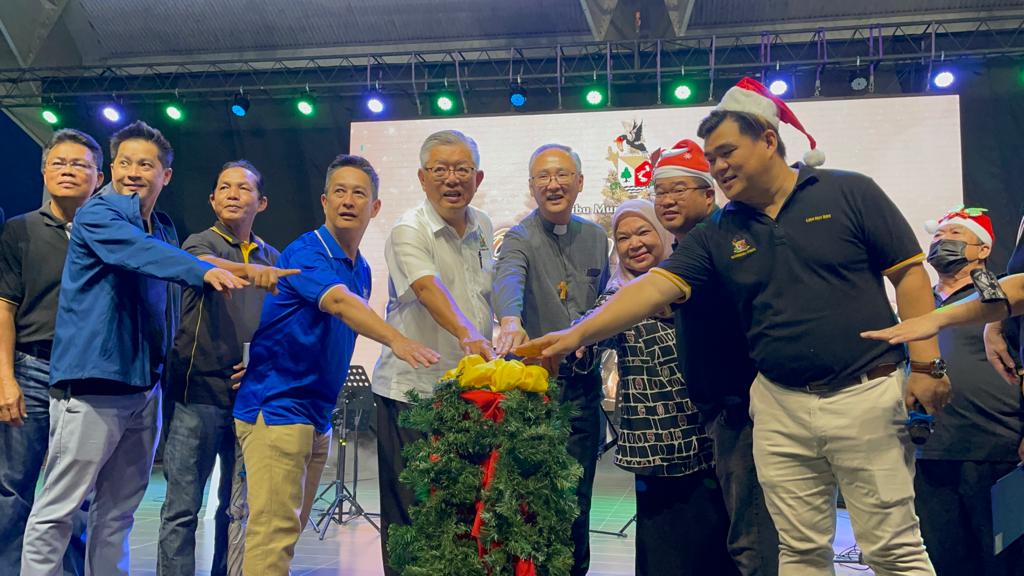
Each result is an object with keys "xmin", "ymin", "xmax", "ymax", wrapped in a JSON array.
[
  {"xmin": 651, "ymin": 138, "xmax": 777, "ymax": 576},
  {"xmin": 524, "ymin": 77, "xmax": 950, "ymax": 576},
  {"xmin": 910, "ymin": 207, "xmax": 1023, "ymax": 575},
  {"xmin": 158, "ymin": 160, "xmax": 296, "ymax": 576},
  {"xmin": 0, "ymin": 128, "xmax": 104, "ymax": 573}
]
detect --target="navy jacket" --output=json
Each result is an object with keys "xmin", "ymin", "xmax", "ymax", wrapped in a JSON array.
[{"xmin": 50, "ymin": 184, "xmax": 213, "ymax": 390}]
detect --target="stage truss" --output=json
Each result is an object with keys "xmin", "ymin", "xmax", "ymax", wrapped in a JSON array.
[{"xmin": 2, "ymin": 15, "xmax": 1023, "ymax": 110}]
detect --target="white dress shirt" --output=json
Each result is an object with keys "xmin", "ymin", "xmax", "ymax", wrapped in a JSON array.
[{"xmin": 372, "ymin": 200, "xmax": 495, "ymax": 401}]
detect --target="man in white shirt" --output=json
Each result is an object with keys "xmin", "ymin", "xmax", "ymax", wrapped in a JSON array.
[{"xmin": 373, "ymin": 129, "xmax": 496, "ymax": 576}]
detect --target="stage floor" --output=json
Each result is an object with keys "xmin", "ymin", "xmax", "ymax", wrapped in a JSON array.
[{"xmin": 125, "ymin": 433, "xmax": 874, "ymax": 575}]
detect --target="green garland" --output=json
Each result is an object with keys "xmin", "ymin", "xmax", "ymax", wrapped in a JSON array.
[{"xmin": 389, "ymin": 378, "xmax": 583, "ymax": 576}]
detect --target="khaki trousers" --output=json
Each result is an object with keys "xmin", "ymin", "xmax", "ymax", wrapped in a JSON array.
[
  {"xmin": 749, "ymin": 370, "xmax": 935, "ymax": 576},
  {"xmin": 235, "ymin": 413, "xmax": 330, "ymax": 576}
]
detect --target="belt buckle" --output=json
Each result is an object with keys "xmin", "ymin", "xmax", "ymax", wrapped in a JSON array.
[{"xmin": 803, "ymin": 380, "xmax": 834, "ymax": 394}]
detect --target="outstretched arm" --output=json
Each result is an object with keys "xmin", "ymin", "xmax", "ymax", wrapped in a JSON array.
[
  {"xmin": 319, "ymin": 285, "xmax": 440, "ymax": 368},
  {"xmin": 517, "ymin": 270, "xmax": 688, "ymax": 371},
  {"xmin": 410, "ymin": 276, "xmax": 494, "ymax": 360},
  {"xmin": 863, "ymin": 273, "xmax": 1024, "ymax": 343}
]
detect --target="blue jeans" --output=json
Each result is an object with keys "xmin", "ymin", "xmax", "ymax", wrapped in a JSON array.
[
  {"xmin": 0, "ymin": 351, "xmax": 85, "ymax": 576},
  {"xmin": 158, "ymin": 402, "xmax": 238, "ymax": 576}
]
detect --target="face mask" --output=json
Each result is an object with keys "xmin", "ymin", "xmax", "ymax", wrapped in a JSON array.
[{"xmin": 927, "ymin": 239, "xmax": 978, "ymax": 275}]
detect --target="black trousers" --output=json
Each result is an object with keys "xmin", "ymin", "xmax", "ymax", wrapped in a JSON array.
[
  {"xmin": 706, "ymin": 405, "xmax": 780, "ymax": 576},
  {"xmin": 635, "ymin": 469, "xmax": 739, "ymax": 576},
  {"xmin": 915, "ymin": 459, "xmax": 1024, "ymax": 576},
  {"xmin": 557, "ymin": 365, "xmax": 603, "ymax": 576},
  {"xmin": 375, "ymin": 394, "xmax": 427, "ymax": 576}
]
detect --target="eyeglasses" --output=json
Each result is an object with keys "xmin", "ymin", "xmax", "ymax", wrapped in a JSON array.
[
  {"xmin": 650, "ymin": 185, "xmax": 712, "ymax": 201},
  {"xmin": 530, "ymin": 171, "xmax": 576, "ymax": 186},
  {"xmin": 425, "ymin": 164, "xmax": 476, "ymax": 181},
  {"xmin": 45, "ymin": 159, "xmax": 96, "ymax": 172}
]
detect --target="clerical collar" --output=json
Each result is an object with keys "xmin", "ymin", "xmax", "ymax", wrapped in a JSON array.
[{"xmin": 538, "ymin": 212, "xmax": 572, "ymax": 236}]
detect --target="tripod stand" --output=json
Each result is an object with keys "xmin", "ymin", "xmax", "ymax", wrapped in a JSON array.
[{"xmin": 314, "ymin": 366, "xmax": 380, "ymax": 537}]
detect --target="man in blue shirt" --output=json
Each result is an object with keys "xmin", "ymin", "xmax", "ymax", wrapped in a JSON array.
[
  {"xmin": 233, "ymin": 154, "xmax": 438, "ymax": 574},
  {"xmin": 21, "ymin": 121, "xmax": 248, "ymax": 576}
]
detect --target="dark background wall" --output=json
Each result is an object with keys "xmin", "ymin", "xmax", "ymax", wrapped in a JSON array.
[
  {"xmin": 1, "ymin": 113, "xmax": 45, "ymax": 219},
  {"xmin": 2, "ymin": 61, "xmax": 1022, "ymax": 270}
]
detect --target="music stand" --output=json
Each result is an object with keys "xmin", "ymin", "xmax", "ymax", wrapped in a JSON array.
[
  {"xmin": 590, "ymin": 396, "xmax": 634, "ymax": 538},
  {"xmin": 313, "ymin": 365, "xmax": 380, "ymax": 537}
]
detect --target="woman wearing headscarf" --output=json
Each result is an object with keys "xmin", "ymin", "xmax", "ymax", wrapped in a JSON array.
[{"xmin": 592, "ymin": 198, "xmax": 735, "ymax": 575}]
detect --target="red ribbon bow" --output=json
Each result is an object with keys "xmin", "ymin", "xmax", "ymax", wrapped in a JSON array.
[{"xmin": 459, "ymin": 390, "xmax": 538, "ymax": 576}]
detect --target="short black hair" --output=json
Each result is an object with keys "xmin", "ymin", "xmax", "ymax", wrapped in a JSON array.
[
  {"xmin": 217, "ymin": 160, "xmax": 265, "ymax": 196},
  {"xmin": 109, "ymin": 120, "xmax": 174, "ymax": 168},
  {"xmin": 41, "ymin": 129, "xmax": 103, "ymax": 172},
  {"xmin": 697, "ymin": 110, "xmax": 787, "ymax": 159},
  {"xmin": 324, "ymin": 154, "xmax": 379, "ymax": 199}
]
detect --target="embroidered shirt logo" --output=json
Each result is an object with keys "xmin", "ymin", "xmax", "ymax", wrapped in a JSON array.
[
  {"xmin": 805, "ymin": 213, "xmax": 832, "ymax": 223},
  {"xmin": 730, "ymin": 235, "xmax": 757, "ymax": 259}
]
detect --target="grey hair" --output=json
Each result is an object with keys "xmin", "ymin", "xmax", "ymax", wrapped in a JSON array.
[
  {"xmin": 528, "ymin": 143, "xmax": 582, "ymax": 174},
  {"xmin": 41, "ymin": 128, "xmax": 103, "ymax": 173},
  {"xmin": 419, "ymin": 130, "xmax": 480, "ymax": 167}
]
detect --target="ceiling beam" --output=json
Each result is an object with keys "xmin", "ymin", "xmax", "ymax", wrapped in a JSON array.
[
  {"xmin": 0, "ymin": 0, "xmax": 73, "ymax": 66},
  {"xmin": 665, "ymin": 0, "xmax": 696, "ymax": 37},
  {"xmin": 579, "ymin": 0, "xmax": 618, "ymax": 41}
]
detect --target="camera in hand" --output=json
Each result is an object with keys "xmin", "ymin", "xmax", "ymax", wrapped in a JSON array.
[{"xmin": 906, "ymin": 402, "xmax": 934, "ymax": 446}]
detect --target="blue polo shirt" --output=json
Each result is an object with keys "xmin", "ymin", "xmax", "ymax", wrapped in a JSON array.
[{"xmin": 233, "ymin": 225, "xmax": 371, "ymax": 433}]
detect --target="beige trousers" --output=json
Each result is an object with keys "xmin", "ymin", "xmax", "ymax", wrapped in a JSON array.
[
  {"xmin": 235, "ymin": 413, "xmax": 330, "ymax": 576},
  {"xmin": 749, "ymin": 369, "xmax": 935, "ymax": 576}
]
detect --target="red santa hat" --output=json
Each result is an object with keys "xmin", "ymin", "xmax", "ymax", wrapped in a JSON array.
[
  {"xmin": 716, "ymin": 76, "xmax": 825, "ymax": 167},
  {"xmin": 650, "ymin": 139, "xmax": 715, "ymax": 187},
  {"xmin": 924, "ymin": 206, "xmax": 994, "ymax": 246}
]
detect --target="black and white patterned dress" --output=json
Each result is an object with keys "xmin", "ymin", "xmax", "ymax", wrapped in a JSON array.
[{"xmin": 595, "ymin": 290, "xmax": 714, "ymax": 477}]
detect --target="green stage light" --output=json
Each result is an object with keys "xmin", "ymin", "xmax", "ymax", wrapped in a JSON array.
[
  {"xmin": 165, "ymin": 103, "xmax": 184, "ymax": 121},
  {"xmin": 671, "ymin": 83, "xmax": 693, "ymax": 102},
  {"xmin": 584, "ymin": 87, "xmax": 605, "ymax": 107},
  {"xmin": 41, "ymin": 108, "xmax": 60, "ymax": 125},
  {"xmin": 434, "ymin": 92, "xmax": 457, "ymax": 114},
  {"xmin": 297, "ymin": 97, "xmax": 316, "ymax": 116}
]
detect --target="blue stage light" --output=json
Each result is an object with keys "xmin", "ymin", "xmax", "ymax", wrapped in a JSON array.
[
  {"xmin": 231, "ymin": 94, "xmax": 250, "ymax": 117},
  {"xmin": 768, "ymin": 79, "xmax": 789, "ymax": 96},
  {"xmin": 932, "ymin": 70, "xmax": 955, "ymax": 89}
]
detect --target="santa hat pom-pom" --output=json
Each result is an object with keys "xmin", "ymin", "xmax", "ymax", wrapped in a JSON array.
[
  {"xmin": 803, "ymin": 148, "xmax": 826, "ymax": 167},
  {"xmin": 924, "ymin": 219, "xmax": 940, "ymax": 234}
]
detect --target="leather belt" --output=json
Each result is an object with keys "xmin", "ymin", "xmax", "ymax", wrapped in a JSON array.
[{"xmin": 802, "ymin": 363, "xmax": 899, "ymax": 394}]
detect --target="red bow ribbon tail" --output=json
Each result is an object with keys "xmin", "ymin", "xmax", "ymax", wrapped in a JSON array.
[{"xmin": 514, "ymin": 558, "xmax": 538, "ymax": 576}]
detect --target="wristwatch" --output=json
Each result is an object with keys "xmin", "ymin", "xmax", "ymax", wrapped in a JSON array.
[{"xmin": 909, "ymin": 358, "xmax": 947, "ymax": 379}]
